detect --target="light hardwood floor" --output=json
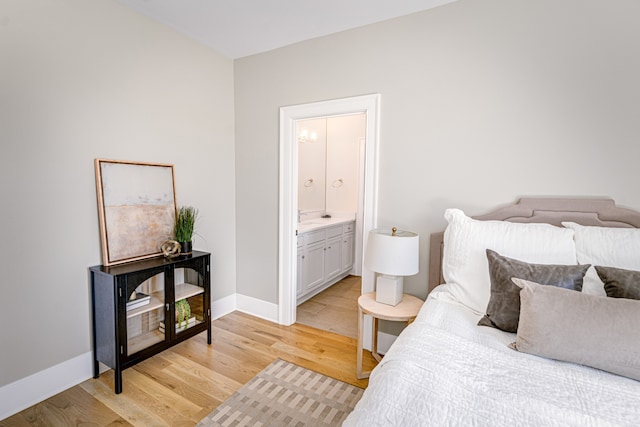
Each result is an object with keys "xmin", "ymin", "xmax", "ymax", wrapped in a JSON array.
[
  {"xmin": 1, "ymin": 311, "xmax": 375, "ymax": 426},
  {"xmin": 296, "ymin": 275, "xmax": 361, "ymax": 338}
]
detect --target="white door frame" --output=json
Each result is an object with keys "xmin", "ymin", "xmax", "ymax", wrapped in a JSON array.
[{"xmin": 278, "ymin": 94, "xmax": 380, "ymax": 326}]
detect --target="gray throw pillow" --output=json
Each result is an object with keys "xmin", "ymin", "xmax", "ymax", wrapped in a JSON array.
[
  {"xmin": 478, "ymin": 249, "xmax": 589, "ymax": 333},
  {"xmin": 511, "ymin": 278, "xmax": 640, "ymax": 382},
  {"xmin": 594, "ymin": 266, "xmax": 640, "ymax": 300}
]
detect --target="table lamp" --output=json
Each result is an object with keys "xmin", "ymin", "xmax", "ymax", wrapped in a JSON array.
[{"xmin": 364, "ymin": 227, "xmax": 419, "ymax": 305}]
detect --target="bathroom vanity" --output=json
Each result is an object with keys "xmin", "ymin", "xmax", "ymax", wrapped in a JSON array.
[{"xmin": 296, "ymin": 218, "xmax": 355, "ymax": 304}]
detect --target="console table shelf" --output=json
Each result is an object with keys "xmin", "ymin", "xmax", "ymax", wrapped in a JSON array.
[{"xmin": 90, "ymin": 251, "xmax": 211, "ymax": 394}]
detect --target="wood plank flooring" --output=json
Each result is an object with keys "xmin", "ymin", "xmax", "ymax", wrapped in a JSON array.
[
  {"xmin": 1, "ymin": 312, "xmax": 376, "ymax": 426},
  {"xmin": 296, "ymin": 275, "xmax": 361, "ymax": 338}
]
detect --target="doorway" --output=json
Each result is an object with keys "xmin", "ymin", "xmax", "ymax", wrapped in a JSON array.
[{"xmin": 278, "ymin": 94, "xmax": 380, "ymax": 328}]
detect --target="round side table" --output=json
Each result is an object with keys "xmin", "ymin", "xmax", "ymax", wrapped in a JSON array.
[{"xmin": 356, "ymin": 292, "xmax": 423, "ymax": 379}]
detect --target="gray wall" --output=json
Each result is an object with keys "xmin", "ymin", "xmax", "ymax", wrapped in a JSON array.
[
  {"xmin": 0, "ymin": 0, "xmax": 236, "ymax": 387},
  {"xmin": 234, "ymin": 0, "xmax": 640, "ymax": 305}
]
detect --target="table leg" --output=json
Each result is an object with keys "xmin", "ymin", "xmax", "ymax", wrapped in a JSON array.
[
  {"xmin": 371, "ymin": 317, "xmax": 382, "ymax": 362},
  {"xmin": 114, "ymin": 368, "xmax": 122, "ymax": 394},
  {"xmin": 356, "ymin": 306, "xmax": 366, "ymax": 379}
]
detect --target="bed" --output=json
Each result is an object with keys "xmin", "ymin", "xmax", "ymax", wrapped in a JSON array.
[{"xmin": 344, "ymin": 198, "xmax": 640, "ymax": 426}]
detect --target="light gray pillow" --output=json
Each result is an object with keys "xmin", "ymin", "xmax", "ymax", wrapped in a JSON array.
[
  {"xmin": 478, "ymin": 249, "xmax": 589, "ymax": 333},
  {"xmin": 594, "ymin": 266, "xmax": 640, "ymax": 300},
  {"xmin": 512, "ymin": 278, "xmax": 640, "ymax": 382}
]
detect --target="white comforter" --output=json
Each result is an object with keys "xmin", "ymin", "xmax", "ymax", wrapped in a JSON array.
[{"xmin": 344, "ymin": 286, "xmax": 640, "ymax": 426}]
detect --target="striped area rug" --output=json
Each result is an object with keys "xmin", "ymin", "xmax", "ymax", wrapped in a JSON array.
[{"xmin": 197, "ymin": 359, "xmax": 364, "ymax": 426}]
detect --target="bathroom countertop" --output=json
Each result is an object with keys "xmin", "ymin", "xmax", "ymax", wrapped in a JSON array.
[{"xmin": 297, "ymin": 217, "xmax": 354, "ymax": 233}]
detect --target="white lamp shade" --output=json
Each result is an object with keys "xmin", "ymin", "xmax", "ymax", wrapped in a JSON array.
[{"xmin": 364, "ymin": 228, "xmax": 419, "ymax": 276}]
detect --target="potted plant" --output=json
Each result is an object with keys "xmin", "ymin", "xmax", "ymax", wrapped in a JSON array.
[
  {"xmin": 175, "ymin": 299, "xmax": 191, "ymax": 330},
  {"xmin": 174, "ymin": 206, "xmax": 198, "ymax": 255}
]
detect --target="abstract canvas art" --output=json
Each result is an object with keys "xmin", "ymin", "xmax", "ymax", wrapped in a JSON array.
[{"xmin": 95, "ymin": 159, "xmax": 177, "ymax": 266}]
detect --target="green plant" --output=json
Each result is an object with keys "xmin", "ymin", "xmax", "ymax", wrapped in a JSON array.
[
  {"xmin": 175, "ymin": 299, "xmax": 191, "ymax": 330},
  {"xmin": 174, "ymin": 206, "xmax": 198, "ymax": 243}
]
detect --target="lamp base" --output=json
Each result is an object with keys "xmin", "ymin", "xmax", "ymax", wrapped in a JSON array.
[{"xmin": 375, "ymin": 275, "xmax": 404, "ymax": 306}]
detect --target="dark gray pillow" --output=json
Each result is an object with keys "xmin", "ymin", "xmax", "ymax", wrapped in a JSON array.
[
  {"xmin": 594, "ymin": 266, "xmax": 640, "ymax": 300},
  {"xmin": 478, "ymin": 249, "xmax": 590, "ymax": 333}
]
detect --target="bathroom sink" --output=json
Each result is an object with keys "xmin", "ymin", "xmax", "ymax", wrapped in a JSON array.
[
  {"xmin": 305, "ymin": 219, "xmax": 333, "ymax": 225},
  {"xmin": 298, "ymin": 217, "xmax": 354, "ymax": 232}
]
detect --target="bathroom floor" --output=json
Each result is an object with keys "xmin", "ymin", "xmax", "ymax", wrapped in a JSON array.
[{"xmin": 296, "ymin": 275, "xmax": 361, "ymax": 338}]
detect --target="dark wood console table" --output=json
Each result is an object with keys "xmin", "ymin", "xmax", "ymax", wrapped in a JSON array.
[{"xmin": 90, "ymin": 251, "xmax": 211, "ymax": 393}]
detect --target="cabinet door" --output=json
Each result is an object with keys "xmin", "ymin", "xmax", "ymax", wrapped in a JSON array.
[
  {"xmin": 324, "ymin": 236, "xmax": 342, "ymax": 280},
  {"xmin": 303, "ymin": 242, "xmax": 325, "ymax": 293},
  {"xmin": 342, "ymin": 232, "xmax": 354, "ymax": 272},
  {"xmin": 123, "ymin": 269, "xmax": 167, "ymax": 356},
  {"xmin": 172, "ymin": 257, "xmax": 208, "ymax": 338}
]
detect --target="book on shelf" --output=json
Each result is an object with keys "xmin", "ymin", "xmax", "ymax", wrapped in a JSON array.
[
  {"xmin": 159, "ymin": 316, "xmax": 196, "ymax": 333},
  {"xmin": 126, "ymin": 292, "xmax": 151, "ymax": 311}
]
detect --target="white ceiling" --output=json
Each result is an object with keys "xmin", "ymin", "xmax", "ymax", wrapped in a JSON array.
[{"xmin": 116, "ymin": 0, "xmax": 456, "ymax": 59}]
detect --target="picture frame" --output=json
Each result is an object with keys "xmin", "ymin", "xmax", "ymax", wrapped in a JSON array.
[{"xmin": 94, "ymin": 158, "xmax": 177, "ymax": 266}]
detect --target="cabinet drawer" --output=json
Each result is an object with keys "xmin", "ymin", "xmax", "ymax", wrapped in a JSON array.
[
  {"xmin": 343, "ymin": 222, "xmax": 354, "ymax": 234},
  {"xmin": 305, "ymin": 229, "xmax": 326, "ymax": 245},
  {"xmin": 326, "ymin": 225, "xmax": 342, "ymax": 239}
]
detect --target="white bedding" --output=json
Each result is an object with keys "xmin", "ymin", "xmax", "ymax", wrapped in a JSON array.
[{"xmin": 344, "ymin": 286, "xmax": 640, "ymax": 426}]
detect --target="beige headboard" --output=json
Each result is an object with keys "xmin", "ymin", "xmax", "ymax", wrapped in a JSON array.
[{"xmin": 428, "ymin": 197, "xmax": 640, "ymax": 294}]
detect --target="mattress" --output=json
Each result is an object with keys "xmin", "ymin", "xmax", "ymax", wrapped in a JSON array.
[{"xmin": 343, "ymin": 286, "xmax": 640, "ymax": 426}]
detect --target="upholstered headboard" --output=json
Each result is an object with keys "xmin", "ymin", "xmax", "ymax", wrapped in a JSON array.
[{"xmin": 428, "ymin": 197, "xmax": 640, "ymax": 293}]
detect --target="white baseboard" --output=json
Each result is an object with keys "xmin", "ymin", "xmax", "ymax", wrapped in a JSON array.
[
  {"xmin": 236, "ymin": 294, "xmax": 279, "ymax": 323},
  {"xmin": 211, "ymin": 293, "xmax": 278, "ymax": 323},
  {"xmin": 211, "ymin": 293, "xmax": 237, "ymax": 320},
  {"xmin": 211, "ymin": 292, "xmax": 278, "ymax": 323},
  {"xmin": 0, "ymin": 352, "xmax": 93, "ymax": 421},
  {"xmin": 376, "ymin": 331, "xmax": 398, "ymax": 355}
]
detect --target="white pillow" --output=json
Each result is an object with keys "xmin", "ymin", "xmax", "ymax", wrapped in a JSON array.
[
  {"xmin": 561, "ymin": 222, "xmax": 640, "ymax": 296},
  {"xmin": 442, "ymin": 209, "xmax": 577, "ymax": 314}
]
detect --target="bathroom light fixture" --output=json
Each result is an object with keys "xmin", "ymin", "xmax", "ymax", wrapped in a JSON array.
[
  {"xmin": 298, "ymin": 128, "xmax": 318, "ymax": 143},
  {"xmin": 364, "ymin": 227, "xmax": 419, "ymax": 305}
]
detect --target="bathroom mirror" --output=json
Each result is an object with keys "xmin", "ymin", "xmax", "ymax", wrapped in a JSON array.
[
  {"xmin": 297, "ymin": 114, "xmax": 365, "ymax": 217},
  {"xmin": 297, "ymin": 118, "xmax": 326, "ymax": 212}
]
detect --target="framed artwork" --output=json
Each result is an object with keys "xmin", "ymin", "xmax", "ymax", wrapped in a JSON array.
[{"xmin": 95, "ymin": 159, "xmax": 177, "ymax": 266}]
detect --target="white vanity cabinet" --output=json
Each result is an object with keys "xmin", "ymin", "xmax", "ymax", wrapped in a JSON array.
[
  {"xmin": 296, "ymin": 239, "xmax": 304, "ymax": 299},
  {"xmin": 297, "ymin": 220, "xmax": 355, "ymax": 304},
  {"xmin": 302, "ymin": 234, "xmax": 326, "ymax": 293},
  {"xmin": 341, "ymin": 222, "xmax": 354, "ymax": 272},
  {"xmin": 323, "ymin": 226, "xmax": 343, "ymax": 280}
]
